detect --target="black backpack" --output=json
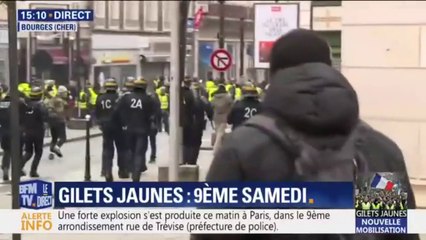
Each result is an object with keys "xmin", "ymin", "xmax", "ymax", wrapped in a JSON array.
[
  {"xmin": 244, "ymin": 114, "xmax": 370, "ymax": 182},
  {"xmin": 243, "ymin": 114, "xmax": 376, "ymax": 240}
]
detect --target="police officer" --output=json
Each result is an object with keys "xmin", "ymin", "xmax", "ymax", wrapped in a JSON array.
[
  {"xmin": 184, "ymin": 82, "xmax": 213, "ymax": 165},
  {"xmin": 95, "ymin": 78, "xmax": 128, "ymax": 181},
  {"xmin": 227, "ymin": 85, "xmax": 261, "ymax": 130},
  {"xmin": 21, "ymin": 86, "xmax": 49, "ymax": 177},
  {"xmin": 0, "ymin": 93, "xmax": 27, "ymax": 180},
  {"xmin": 182, "ymin": 77, "xmax": 196, "ymax": 164},
  {"xmin": 113, "ymin": 78, "xmax": 155, "ymax": 182}
]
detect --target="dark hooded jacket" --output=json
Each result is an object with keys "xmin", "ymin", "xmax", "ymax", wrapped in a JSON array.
[{"xmin": 193, "ymin": 63, "xmax": 419, "ymax": 240}]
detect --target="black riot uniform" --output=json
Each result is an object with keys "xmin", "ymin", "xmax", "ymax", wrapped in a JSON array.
[
  {"xmin": 22, "ymin": 87, "xmax": 49, "ymax": 177},
  {"xmin": 184, "ymin": 82, "xmax": 213, "ymax": 165},
  {"xmin": 113, "ymin": 78, "xmax": 155, "ymax": 182},
  {"xmin": 147, "ymin": 91, "xmax": 161, "ymax": 163},
  {"xmin": 95, "ymin": 79, "xmax": 128, "ymax": 181},
  {"xmin": 227, "ymin": 85, "xmax": 262, "ymax": 130},
  {"xmin": 0, "ymin": 94, "xmax": 27, "ymax": 181},
  {"xmin": 181, "ymin": 77, "xmax": 197, "ymax": 164}
]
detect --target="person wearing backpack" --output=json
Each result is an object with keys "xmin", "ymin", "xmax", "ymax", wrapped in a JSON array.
[{"xmin": 194, "ymin": 29, "xmax": 419, "ymax": 240}]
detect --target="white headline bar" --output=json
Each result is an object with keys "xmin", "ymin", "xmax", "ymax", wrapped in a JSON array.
[{"xmin": 0, "ymin": 209, "xmax": 424, "ymax": 234}]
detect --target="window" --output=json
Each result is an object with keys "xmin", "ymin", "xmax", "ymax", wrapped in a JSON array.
[
  {"xmin": 311, "ymin": 1, "xmax": 342, "ymax": 7},
  {"xmin": 144, "ymin": 1, "xmax": 159, "ymax": 30},
  {"xmin": 162, "ymin": 2, "xmax": 170, "ymax": 31},
  {"xmin": 94, "ymin": 1, "xmax": 106, "ymax": 28},
  {"xmin": 108, "ymin": 1, "xmax": 120, "ymax": 29},
  {"xmin": 124, "ymin": 1, "xmax": 139, "ymax": 29}
]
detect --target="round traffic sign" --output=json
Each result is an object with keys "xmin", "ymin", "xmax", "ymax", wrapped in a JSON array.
[{"xmin": 210, "ymin": 49, "xmax": 232, "ymax": 72}]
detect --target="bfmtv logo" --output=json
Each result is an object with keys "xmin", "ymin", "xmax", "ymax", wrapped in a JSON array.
[{"xmin": 19, "ymin": 180, "xmax": 53, "ymax": 209}]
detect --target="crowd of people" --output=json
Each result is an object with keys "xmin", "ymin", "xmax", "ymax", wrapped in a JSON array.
[
  {"xmin": 94, "ymin": 75, "xmax": 265, "ymax": 182},
  {"xmin": 0, "ymin": 71, "xmax": 267, "ymax": 183},
  {"xmin": 356, "ymin": 189, "xmax": 408, "ymax": 211}
]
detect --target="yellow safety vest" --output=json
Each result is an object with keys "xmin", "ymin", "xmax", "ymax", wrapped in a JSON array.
[
  {"xmin": 78, "ymin": 91, "xmax": 87, "ymax": 109},
  {"xmin": 0, "ymin": 93, "xmax": 5, "ymax": 100},
  {"xmin": 208, "ymin": 86, "xmax": 218, "ymax": 102},
  {"xmin": 225, "ymin": 84, "xmax": 234, "ymax": 92},
  {"xmin": 361, "ymin": 202, "xmax": 371, "ymax": 210},
  {"xmin": 385, "ymin": 204, "xmax": 395, "ymax": 210},
  {"xmin": 156, "ymin": 87, "xmax": 162, "ymax": 96},
  {"xmin": 372, "ymin": 203, "xmax": 381, "ymax": 210},
  {"xmin": 256, "ymin": 87, "xmax": 262, "ymax": 95},
  {"xmin": 206, "ymin": 80, "xmax": 216, "ymax": 102},
  {"xmin": 88, "ymin": 88, "xmax": 98, "ymax": 105},
  {"xmin": 235, "ymin": 87, "xmax": 242, "ymax": 100},
  {"xmin": 160, "ymin": 94, "xmax": 169, "ymax": 110}
]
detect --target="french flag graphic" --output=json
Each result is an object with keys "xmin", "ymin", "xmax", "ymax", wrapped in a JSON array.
[{"xmin": 371, "ymin": 173, "xmax": 394, "ymax": 191}]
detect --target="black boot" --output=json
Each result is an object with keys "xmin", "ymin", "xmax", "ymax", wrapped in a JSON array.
[
  {"xmin": 30, "ymin": 172, "xmax": 39, "ymax": 178},
  {"xmin": 132, "ymin": 172, "xmax": 140, "ymax": 182},
  {"xmin": 149, "ymin": 156, "xmax": 156, "ymax": 163},
  {"xmin": 2, "ymin": 168, "xmax": 9, "ymax": 181},
  {"xmin": 105, "ymin": 171, "xmax": 113, "ymax": 182},
  {"xmin": 118, "ymin": 169, "xmax": 129, "ymax": 179}
]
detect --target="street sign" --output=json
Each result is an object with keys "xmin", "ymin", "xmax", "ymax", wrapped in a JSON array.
[{"xmin": 210, "ymin": 49, "xmax": 232, "ymax": 72}]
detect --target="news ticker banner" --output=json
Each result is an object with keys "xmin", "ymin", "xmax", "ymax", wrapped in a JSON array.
[
  {"xmin": 0, "ymin": 209, "xmax": 425, "ymax": 234},
  {"xmin": 17, "ymin": 9, "xmax": 93, "ymax": 32},
  {"xmin": 24, "ymin": 181, "xmax": 354, "ymax": 208}
]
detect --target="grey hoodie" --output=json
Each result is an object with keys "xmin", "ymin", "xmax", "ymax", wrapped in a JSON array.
[{"xmin": 212, "ymin": 92, "xmax": 233, "ymax": 124}]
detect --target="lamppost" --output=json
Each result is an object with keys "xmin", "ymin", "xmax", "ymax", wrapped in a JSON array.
[{"xmin": 6, "ymin": 1, "xmax": 21, "ymax": 240}]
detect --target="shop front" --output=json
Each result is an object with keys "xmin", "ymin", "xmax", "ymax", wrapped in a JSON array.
[{"xmin": 92, "ymin": 50, "xmax": 141, "ymax": 87}]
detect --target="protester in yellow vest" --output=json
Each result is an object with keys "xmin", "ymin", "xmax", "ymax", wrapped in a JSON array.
[
  {"xmin": 87, "ymin": 85, "xmax": 98, "ymax": 107},
  {"xmin": 205, "ymin": 79, "xmax": 217, "ymax": 102},
  {"xmin": 234, "ymin": 86, "xmax": 242, "ymax": 100},
  {"xmin": 158, "ymin": 86, "xmax": 170, "ymax": 133},
  {"xmin": 77, "ymin": 90, "xmax": 88, "ymax": 110}
]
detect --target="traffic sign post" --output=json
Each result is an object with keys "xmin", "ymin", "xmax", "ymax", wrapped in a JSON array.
[{"xmin": 210, "ymin": 48, "xmax": 232, "ymax": 72}]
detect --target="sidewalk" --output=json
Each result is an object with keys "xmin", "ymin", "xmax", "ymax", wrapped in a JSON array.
[{"xmin": 0, "ymin": 127, "xmax": 102, "ymax": 156}]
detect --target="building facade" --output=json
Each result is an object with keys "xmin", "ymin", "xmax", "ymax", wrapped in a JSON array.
[
  {"xmin": 92, "ymin": 1, "xmax": 171, "ymax": 85},
  {"xmin": 341, "ymin": 1, "xmax": 426, "ymax": 190},
  {"xmin": 15, "ymin": 1, "xmax": 92, "ymax": 86},
  {"xmin": 0, "ymin": 4, "xmax": 8, "ymax": 85}
]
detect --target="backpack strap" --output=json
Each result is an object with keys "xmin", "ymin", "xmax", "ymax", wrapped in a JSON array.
[{"xmin": 243, "ymin": 114, "xmax": 299, "ymax": 161}]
